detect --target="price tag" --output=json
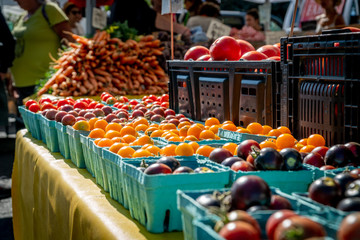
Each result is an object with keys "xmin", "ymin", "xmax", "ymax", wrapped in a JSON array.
[
  {"xmin": 92, "ymin": 8, "xmax": 107, "ymax": 29},
  {"xmin": 206, "ymin": 20, "xmax": 231, "ymax": 40},
  {"xmin": 161, "ymin": 0, "xmax": 184, "ymax": 14}
]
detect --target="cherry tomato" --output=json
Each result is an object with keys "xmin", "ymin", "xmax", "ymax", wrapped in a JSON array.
[
  {"xmin": 88, "ymin": 101, "xmax": 98, "ymax": 109},
  {"xmin": 41, "ymin": 102, "xmax": 56, "ymax": 111},
  {"xmin": 25, "ymin": 100, "xmax": 37, "ymax": 109},
  {"xmin": 257, "ymin": 45, "xmax": 280, "ymax": 58},
  {"xmin": 119, "ymin": 96, "xmax": 129, "ymax": 103},
  {"xmin": 95, "ymin": 103, "xmax": 104, "ymax": 109},
  {"xmin": 161, "ymin": 102, "xmax": 169, "ymax": 108},
  {"xmin": 74, "ymin": 101, "xmax": 88, "ymax": 109},
  {"xmin": 39, "ymin": 98, "xmax": 51, "ymax": 105},
  {"xmin": 237, "ymin": 39, "xmax": 255, "ymax": 57},
  {"xmin": 29, "ymin": 103, "xmax": 40, "ymax": 112},
  {"xmin": 160, "ymin": 94, "xmax": 169, "ymax": 103},
  {"xmin": 129, "ymin": 100, "xmax": 138, "ymax": 106},
  {"xmin": 57, "ymin": 99, "xmax": 70, "ymax": 108},
  {"xmin": 102, "ymin": 94, "xmax": 112, "ymax": 102}
]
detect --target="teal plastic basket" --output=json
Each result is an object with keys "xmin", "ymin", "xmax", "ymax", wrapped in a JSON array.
[
  {"xmin": 18, "ymin": 106, "xmax": 42, "ymax": 140},
  {"xmin": 177, "ymin": 187, "xmax": 323, "ymax": 240},
  {"xmin": 304, "ymin": 164, "xmax": 356, "ymax": 179},
  {"xmin": 80, "ymin": 135, "xmax": 94, "ymax": 177},
  {"xmin": 293, "ymin": 192, "xmax": 349, "ymax": 235},
  {"xmin": 37, "ymin": 113, "xmax": 47, "ymax": 144},
  {"xmin": 230, "ymin": 165, "xmax": 315, "ymax": 193},
  {"xmin": 218, "ymin": 128, "xmax": 276, "ymax": 143},
  {"xmin": 55, "ymin": 121, "xmax": 70, "ymax": 159},
  {"xmin": 121, "ymin": 157, "xmax": 231, "ymax": 233},
  {"xmin": 39, "ymin": 115, "xmax": 59, "ymax": 152},
  {"xmin": 193, "ymin": 216, "xmax": 336, "ymax": 240},
  {"xmin": 102, "ymin": 148, "xmax": 123, "ymax": 205},
  {"xmin": 66, "ymin": 126, "xmax": 89, "ymax": 168},
  {"xmin": 89, "ymin": 140, "xmax": 109, "ymax": 191}
]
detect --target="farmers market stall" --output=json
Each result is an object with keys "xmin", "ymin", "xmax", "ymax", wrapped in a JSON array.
[{"xmin": 12, "ymin": 129, "xmax": 183, "ymax": 240}]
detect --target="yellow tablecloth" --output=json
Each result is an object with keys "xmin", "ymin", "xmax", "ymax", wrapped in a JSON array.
[{"xmin": 12, "ymin": 129, "xmax": 183, "ymax": 240}]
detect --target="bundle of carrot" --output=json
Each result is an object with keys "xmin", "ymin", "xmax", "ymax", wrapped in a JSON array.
[{"xmin": 37, "ymin": 30, "xmax": 168, "ymax": 97}]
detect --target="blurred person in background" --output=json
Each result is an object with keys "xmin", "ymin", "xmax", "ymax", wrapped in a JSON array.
[
  {"xmin": 11, "ymin": 0, "xmax": 73, "ymax": 129},
  {"xmin": 230, "ymin": 8, "xmax": 265, "ymax": 42},
  {"xmin": 0, "ymin": 7, "xmax": 16, "ymax": 137},
  {"xmin": 11, "ymin": 0, "xmax": 73, "ymax": 109},
  {"xmin": 315, "ymin": 0, "xmax": 345, "ymax": 33},
  {"xmin": 63, "ymin": 1, "xmax": 84, "ymax": 35},
  {"xmin": 109, "ymin": 0, "xmax": 190, "ymax": 36},
  {"xmin": 186, "ymin": 1, "xmax": 222, "ymax": 33}
]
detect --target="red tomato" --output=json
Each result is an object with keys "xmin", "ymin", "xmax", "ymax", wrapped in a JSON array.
[
  {"xmin": 129, "ymin": 100, "xmax": 138, "ymax": 106},
  {"xmin": 210, "ymin": 36, "xmax": 241, "ymax": 61},
  {"xmin": 39, "ymin": 98, "xmax": 51, "ymax": 105},
  {"xmin": 118, "ymin": 96, "xmax": 129, "ymax": 103},
  {"xmin": 241, "ymin": 51, "xmax": 268, "ymax": 61},
  {"xmin": 82, "ymin": 98, "xmax": 93, "ymax": 104},
  {"xmin": 88, "ymin": 102, "xmax": 98, "ymax": 109},
  {"xmin": 274, "ymin": 216, "xmax": 326, "ymax": 240},
  {"xmin": 267, "ymin": 56, "xmax": 281, "ymax": 61},
  {"xmin": 142, "ymin": 96, "xmax": 148, "ymax": 102},
  {"xmin": 236, "ymin": 39, "xmax": 255, "ymax": 57},
  {"xmin": 102, "ymin": 94, "xmax": 112, "ymax": 102},
  {"xmin": 25, "ymin": 100, "xmax": 37, "ymax": 109},
  {"xmin": 148, "ymin": 95, "xmax": 158, "ymax": 101},
  {"xmin": 343, "ymin": 26, "xmax": 360, "ymax": 32},
  {"xmin": 338, "ymin": 213, "xmax": 360, "ymax": 240},
  {"xmin": 57, "ymin": 99, "xmax": 70, "ymax": 108},
  {"xmin": 266, "ymin": 210, "xmax": 298, "ymax": 240},
  {"xmin": 160, "ymin": 94, "xmax": 169, "ymax": 103},
  {"xmin": 95, "ymin": 103, "xmax": 104, "ymax": 109},
  {"xmin": 106, "ymin": 97, "xmax": 117, "ymax": 105},
  {"xmin": 74, "ymin": 101, "xmax": 88, "ymax": 109},
  {"xmin": 196, "ymin": 54, "xmax": 211, "ymax": 61},
  {"xmin": 161, "ymin": 102, "xmax": 169, "ymax": 108},
  {"xmin": 257, "ymin": 45, "xmax": 280, "ymax": 58},
  {"xmin": 219, "ymin": 221, "xmax": 261, "ymax": 240},
  {"xmin": 100, "ymin": 92, "xmax": 109, "ymax": 99},
  {"xmin": 41, "ymin": 103, "xmax": 56, "ymax": 111},
  {"xmin": 121, "ymin": 105, "xmax": 130, "ymax": 110},
  {"xmin": 144, "ymin": 98, "xmax": 154, "ymax": 104},
  {"xmin": 65, "ymin": 97, "xmax": 75, "ymax": 105},
  {"xmin": 184, "ymin": 46, "xmax": 210, "ymax": 60},
  {"xmin": 29, "ymin": 103, "xmax": 40, "ymax": 112}
]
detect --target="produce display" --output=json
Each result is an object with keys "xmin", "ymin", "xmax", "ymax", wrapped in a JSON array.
[
  {"xmin": 20, "ymin": 27, "xmax": 360, "ymax": 238},
  {"xmin": 37, "ymin": 31, "xmax": 168, "ymax": 97}
]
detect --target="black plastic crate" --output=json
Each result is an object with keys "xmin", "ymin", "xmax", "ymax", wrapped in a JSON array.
[
  {"xmin": 167, "ymin": 60, "xmax": 282, "ymax": 127},
  {"xmin": 280, "ymin": 30, "xmax": 360, "ymax": 144}
]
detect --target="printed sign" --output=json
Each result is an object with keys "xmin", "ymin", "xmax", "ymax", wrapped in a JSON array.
[
  {"xmin": 206, "ymin": 20, "xmax": 232, "ymax": 40},
  {"xmin": 161, "ymin": 0, "xmax": 184, "ymax": 14},
  {"xmin": 92, "ymin": 7, "xmax": 107, "ymax": 29},
  {"xmin": 300, "ymin": 0, "xmax": 345, "ymax": 23}
]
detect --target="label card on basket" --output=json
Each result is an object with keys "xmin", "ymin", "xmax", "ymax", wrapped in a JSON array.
[
  {"xmin": 161, "ymin": 0, "xmax": 183, "ymax": 14},
  {"xmin": 206, "ymin": 20, "xmax": 231, "ymax": 40},
  {"xmin": 92, "ymin": 8, "xmax": 107, "ymax": 29}
]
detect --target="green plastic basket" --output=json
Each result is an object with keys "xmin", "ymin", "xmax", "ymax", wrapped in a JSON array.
[
  {"xmin": 18, "ymin": 106, "xmax": 42, "ymax": 140},
  {"xmin": 121, "ymin": 157, "xmax": 231, "ymax": 233},
  {"xmin": 177, "ymin": 187, "xmax": 323, "ymax": 240},
  {"xmin": 218, "ymin": 128, "xmax": 276, "ymax": 143},
  {"xmin": 66, "ymin": 126, "xmax": 89, "ymax": 168},
  {"xmin": 39, "ymin": 116, "xmax": 59, "ymax": 152},
  {"xmin": 55, "ymin": 121, "xmax": 70, "ymax": 159},
  {"xmin": 80, "ymin": 135, "xmax": 94, "ymax": 177},
  {"xmin": 230, "ymin": 165, "xmax": 315, "ymax": 193}
]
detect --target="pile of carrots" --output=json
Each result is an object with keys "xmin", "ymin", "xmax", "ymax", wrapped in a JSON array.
[{"xmin": 37, "ymin": 31, "xmax": 169, "ymax": 96}]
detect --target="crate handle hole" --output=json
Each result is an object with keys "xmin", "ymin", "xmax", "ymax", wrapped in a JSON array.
[
  {"xmin": 252, "ymin": 109, "xmax": 256, "ymax": 113},
  {"xmin": 218, "ymin": 94, "xmax": 221, "ymax": 98},
  {"xmin": 218, "ymin": 86, "xmax": 221, "ymax": 89},
  {"xmin": 240, "ymin": 107, "xmax": 244, "ymax": 110},
  {"xmin": 201, "ymin": 92, "xmax": 204, "ymax": 96},
  {"xmin": 212, "ymin": 94, "xmax": 215, "ymax": 97},
  {"xmin": 240, "ymin": 121, "xmax": 244, "ymax": 126},
  {"xmin": 207, "ymin": 102, "xmax": 210, "ymax": 105},
  {"xmin": 202, "ymin": 101, "xmax": 205, "ymax": 104},
  {"xmin": 213, "ymin": 103, "xmax": 215, "ymax": 106},
  {"xmin": 246, "ymin": 108, "xmax": 249, "ymax": 112},
  {"xmin": 212, "ymin": 85, "xmax": 215, "ymax": 88},
  {"xmin": 163, "ymin": 210, "xmax": 170, "ymax": 232},
  {"xmin": 218, "ymin": 104, "xmax": 222, "ymax": 107},
  {"xmin": 249, "ymin": 88, "xmax": 256, "ymax": 95},
  {"xmin": 242, "ymin": 88, "xmax": 248, "ymax": 95}
]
